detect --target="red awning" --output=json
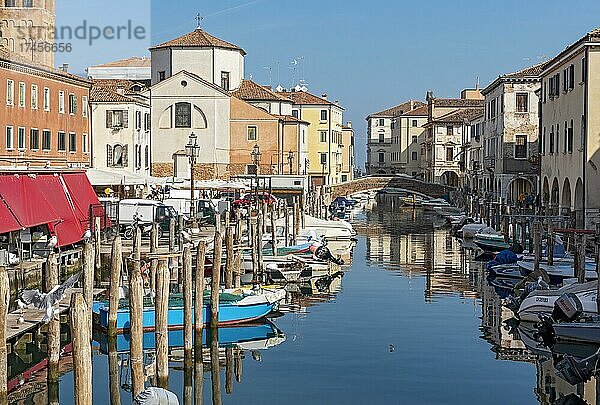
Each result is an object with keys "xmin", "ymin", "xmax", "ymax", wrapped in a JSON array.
[
  {"xmin": 0, "ymin": 199, "xmax": 21, "ymax": 234},
  {"xmin": 33, "ymin": 174, "xmax": 84, "ymax": 247},
  {"xmin": 0, "ymin": 174, "xmax": 61, "ymax": 228},
  {"xmin": 61, "ymin": 172, "xmax": 104, "ymax": 232}
]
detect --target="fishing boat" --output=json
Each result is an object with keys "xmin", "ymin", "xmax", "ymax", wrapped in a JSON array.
[
  {"xmin": 94, "ymin": 321, "xmax": 285, "ymax": 353},
  {"xmin": 517, "ymin": 281, "xmax": 598, "ymax": 323},
  {"xmin": 473, "ymin": 231, "xmax": 510, "ymax": 252},
  {"xmin": 95, "ymin": 288, "xmax": 286, "ymax": 332}
]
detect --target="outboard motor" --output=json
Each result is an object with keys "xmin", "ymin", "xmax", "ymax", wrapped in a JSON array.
[
  {"xmin": 554, "ymin": 348, "xmax": 600, "ymax": 385},
  {"xmin": 313, "ymin": 245, "xmax": 345, "ymax": 265},
  {"xmin": 552, "ymin": 293, "xmax": 584, "ymax": 323}
]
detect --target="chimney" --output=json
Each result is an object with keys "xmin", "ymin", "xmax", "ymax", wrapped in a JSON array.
[
  {"xmin": 59, "ymin": 63, "xmax": 69, "ymax": 72},
  {"xmin": 116, "ymin": 86, "xmax": 125, "ymax": 95},
  {"xmin": 322, "ymin": 93, "xmax": 328, "ymax": 99},
  {"xmin": 426, "ymin": 91, "xmax": 434, "ymax": 102},
  {"xmin": 410, "ymin": 100, "xmax": 414, "ymax": 110},
  {"xmin": 347, "ymin": 121, "xmax": 352, "ymax": 128}
]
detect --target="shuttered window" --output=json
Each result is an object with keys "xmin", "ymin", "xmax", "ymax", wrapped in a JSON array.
[{"xmin": 175, "ymin": 103, "xmax": 191, "ymax": 128}]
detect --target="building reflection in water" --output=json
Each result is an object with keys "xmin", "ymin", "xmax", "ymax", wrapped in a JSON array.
[{"xmin": 363, "ymin": 194, "xmax": 598, "ymax": 405}]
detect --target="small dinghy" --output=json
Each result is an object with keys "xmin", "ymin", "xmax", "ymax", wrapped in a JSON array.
[
  {"xmin": 552, "ymin": 321, "xmax": 600, "ymax": 345},
  {"xmin": 518, "ymin": 261, "xmax": 598, "ymax": 284},
  {"xmin": 473, "ymin": 231, "xmax": 510, "ymax": 252}
]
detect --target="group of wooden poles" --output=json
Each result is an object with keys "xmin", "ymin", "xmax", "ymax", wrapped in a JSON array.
[{"xmin": 0, "ymin": 197, "xmax": 309, "ymax": 404}]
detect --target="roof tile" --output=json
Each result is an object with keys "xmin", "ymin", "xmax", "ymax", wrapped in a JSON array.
[{"xmin": 150, "ymin": 28, "xmax": 245, "ymax": 55}]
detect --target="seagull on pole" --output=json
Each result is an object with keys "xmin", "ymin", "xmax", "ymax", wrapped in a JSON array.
[{"xmin": 20, "ymin": 272, "xmax": 81, "ymax": 323}]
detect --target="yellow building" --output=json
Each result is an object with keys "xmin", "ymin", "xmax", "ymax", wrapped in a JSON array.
[{"xmin": 277, "ymin": 90, "xmax": 345, "ymax": 187}]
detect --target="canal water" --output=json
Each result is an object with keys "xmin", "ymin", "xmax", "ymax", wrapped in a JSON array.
[{"xmin": 9, "ymin": 195, "xmax": 598, "ymax": 404}]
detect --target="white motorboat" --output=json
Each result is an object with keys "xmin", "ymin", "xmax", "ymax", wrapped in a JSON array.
[
  {"xmin": 517, "ymin": 281, "xmax": 598, "ymax": 322},
  {"xmin": 276, "ymin": 215, "xmax": 356, "ymax": 241},
  {"xmin": 458, "ymin": 222, "xmax": 488, "ymax": 239},
  {"xmin": 421, "ymin": 198, "xmax": 450, "ymax": 210}
]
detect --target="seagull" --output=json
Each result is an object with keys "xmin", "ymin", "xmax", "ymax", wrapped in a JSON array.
[
  {"xmin": 82, "ymin": 229, "xmax": 92, "ymax": 239},
  {"xmin": 389, "ymin": 344, "xmax": 395, "ymax": 353},
  {"xmin": 20, "ymin": 272, "xmax": 81, "ymax": 323},
  {"xmin": 46, "ymin": 235, "xmax": 58, "ymax": 249},
  {"xmin": 16, "ymin": 299, "xmax": 26, "ymax": 324}
]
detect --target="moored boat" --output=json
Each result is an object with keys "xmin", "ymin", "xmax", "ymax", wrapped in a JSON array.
[
  {"xmin": 95, "ymin": 288, "xmax": 286, "ymax": 331},
  {"xmin": 473, "ymin": 231, "xmax": 510, "ymax": 252}
]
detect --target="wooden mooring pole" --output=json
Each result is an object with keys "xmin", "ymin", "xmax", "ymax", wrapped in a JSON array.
[
  {"xmin": 46, "ymin": 253, "xmax": 60, "ymax": 382},
  {"xmin": 150, "ymin": 222, "xmax": 158, "ymax": 293},
  {"xmin": 108, "ymin": 236, "xmax": 122, "ymax": 337},
  {"xmin": 575, "ymin": 234, "xmax": 587, "ymax": 283},
  {"xmin": 271, "ymin": 205, "xmax": 278, "ymax": 257},
  {"xmin": 225, "ymin": 347, "xmax": 234, "ymax": 394},
  {"xmin": 183, "ymin": 246, "xmax": 193, "ymax": 358},
  {"xmin": 0, "ymin": 266, "xmax": 8, "ymax": 404},
  {"xmin": 284, "ymin": 201, "xmax": 290, "ymax": 247},
  {"xmin": 225, "ymin": 225, "xmax": 234, "ymax": 288},
  {"xmin": 94, "ymin": 217, "xmax": 101, "ymax": 284},
  {"xmin": 210, "ymin": 328, "xmax": 222, "ymax": 405},
  {"xmin": 547, "ymin": 221, "xmax": 555, "ymax": 266},
  {"xmin": 129, "ymin": 227, "xmax": 144, "ymax": 398},
  {"xmin": 70, "ymin": 293, "xmax": 92, "ymax": 405},
  {"xmin": 108, "ymin": 336, "xmax": 121, "ymax": 405},
  {"xmin": 211, "ymin": 231, "xmax": 222, "ymax": 328},
  {"xmin": 82, "ymin": 239, "xmax": 94, "ymax": 334},
  {"xmin": 234, "ymin": 210, "xmax": 242, "ymax": 288},
  {"xmin": 156, "ymin": 259, "xmax": 170, "ymax": 388},
  {"xmin": 533, "ymin": 221, "xmax": 541, "ymax": 272},
  {"xmin": 195, "ymin": 241, "xmax": 206, "ymax": 332}
]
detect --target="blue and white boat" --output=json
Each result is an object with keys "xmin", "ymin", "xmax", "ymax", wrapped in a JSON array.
[
  {"xmin": 95, "ymin": 288, "xmax": 286, "ymax": 332},
  {"xmin": 94, "ymin": 320, "xmax": 285, "ymax": 354}
]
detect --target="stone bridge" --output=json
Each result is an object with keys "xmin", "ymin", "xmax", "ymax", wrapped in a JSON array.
[{"xmin": 331, "ymin": 175, "xmax": 455, "ymax": 199}]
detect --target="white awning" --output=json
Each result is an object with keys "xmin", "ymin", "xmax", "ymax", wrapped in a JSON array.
[{"xmin": 86, "ymin": 168, "xmax": 168, "ymax": 187}]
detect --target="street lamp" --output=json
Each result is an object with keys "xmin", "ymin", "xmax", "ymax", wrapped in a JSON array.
[
  {"xmin": 251, "ymin": 144, "xmax": 261, "ymax": 197},
  {"xmin": 287, "ymin": 150, "xmax": 294, "ymax": 175},
  {"xmin": 185, "ymin": 132, "xmax": 200, "ymax": 227}
]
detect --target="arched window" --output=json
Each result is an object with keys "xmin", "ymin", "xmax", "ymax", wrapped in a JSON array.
[{"xmin": 174, "ymin": 102, "xmax": 191, "ymax": 128}]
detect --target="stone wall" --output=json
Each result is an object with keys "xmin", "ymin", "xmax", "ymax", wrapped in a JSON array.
[{"xmin": 331, "ymin": 176, "xmax": 454, "ymax": 199}]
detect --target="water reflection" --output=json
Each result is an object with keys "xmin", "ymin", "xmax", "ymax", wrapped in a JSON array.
[{"xmin": 364, "ymin": 194, "xmax": 599, "ymax": 405}]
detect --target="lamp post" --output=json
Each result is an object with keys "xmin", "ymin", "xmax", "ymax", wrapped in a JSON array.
[
  {"xmin": 251, "ymin": 144, "xmax": 261, "ymax": 197},
  {"xmin": 287, "ymin": 151, "xmax": 294, "ymax": 175},
  {"xmin": 185, "ymin": 132, "xmax": 200, "ymax": 228}
]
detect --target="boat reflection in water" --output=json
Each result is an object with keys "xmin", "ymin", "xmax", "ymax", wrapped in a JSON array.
[
  {"xmin": 368, "ymin": 194, "xmax": 599, "ymax": 405},
  {"xmin": 94, "ymin": 320, "xmax": 285, "ymax": 354}
]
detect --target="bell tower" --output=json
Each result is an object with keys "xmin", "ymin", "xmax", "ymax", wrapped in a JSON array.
[{"xmin": 0, "ymin": 0, "xmax": 56, "ymax": 67}]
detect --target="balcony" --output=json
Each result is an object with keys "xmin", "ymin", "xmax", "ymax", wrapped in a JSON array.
[{"xmin": 483, "ymin": 156, "xmax": 495, "ymax": 170}]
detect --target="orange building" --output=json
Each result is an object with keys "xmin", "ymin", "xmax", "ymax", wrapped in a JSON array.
[
  {"xmin": 229, "ymin": 96, "xmax": 279, "ymax": 175},
  {"xmin": 0, "ymin": 48, "xmax": 91, "ymax": 169}
]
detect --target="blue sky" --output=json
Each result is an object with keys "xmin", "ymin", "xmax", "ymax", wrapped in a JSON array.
[{"xmin": 57, "ymin": 0, "xmax": 600, "ymax": 169}]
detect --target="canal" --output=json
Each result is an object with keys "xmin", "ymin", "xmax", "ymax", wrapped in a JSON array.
[{"xmin": 9, "ymin": 195, "xmax": 598, "ymax": 404}]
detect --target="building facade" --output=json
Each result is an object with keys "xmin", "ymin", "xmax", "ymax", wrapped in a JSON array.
[
  {"xmin": 392, "ymin": 105, "xmax": 428, "ymax": 177},
  {"xmin": 422, "ymin": 92, "xmax": 484, "ymax": 186},
  {"xmin": 540, "ymin": 28, "xmax": 600, "ymax": 227},
  {"xmin": 480, "ymin": 64, "xmax": 542, "ymax": 203},
  {"xmin": 149, "ymin": 28, "xmax": 242, "ymax": 179},
  {"xmin": 0, "ymin": 48, "xmax": 90, "ymax": 169},
  {"xmin": 341, "ymin": 122, "xmax": 355, "ymax": 182},
  {"xmin": 89, "ymin": 80, "xmax": 151, "ymax": 175},
  {"xmin": 0, "ymin": 0, "xmax": 55, "ymax": 67},
  {"xmin": 365, "ymin": 100, "xmax": 424, "ymax": 175},
  {"xmin": 459, "ymin": 112, "xmax": 484, "ymax": 191},
  {"xmin": 278, "ymin": 90, "xmax": 344, "ymax": 187}
]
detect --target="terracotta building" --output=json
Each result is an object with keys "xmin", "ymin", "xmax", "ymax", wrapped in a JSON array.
[{"xmin": 0, "ymin": 47, "xmax": 91, "ymax": 169}]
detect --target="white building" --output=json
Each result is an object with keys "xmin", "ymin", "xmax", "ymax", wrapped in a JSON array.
[
  {"xmin": 481, "ymin": 63, "xmax": 542, "ymax": 203},
  {"xmin": 150, "ymin": 28, "xmax": 245, "ymax": 91},
  {"xmin": 391, "ymin": 104, "xmax": 428, "ymax": 177},
  {"xmin": 87, "ymin": 57, "xmax": 151, "ymax": 81},
  {"xmin": 540, "ymin": 28, "xmax": 600, "ymax": 227},
  {"xmin": 89, "ymin": 80, "xmax": 151, "ymax": 176},
  {"xmin": 366, "ymin": 100, "xmax": 424, "ymax": 175},
  {"xmin": 148, "ymin": 28, "xmax": 245, "ymax": 179}
]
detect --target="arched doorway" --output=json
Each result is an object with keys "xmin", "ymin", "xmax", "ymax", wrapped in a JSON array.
[
  {"xmin": 551, "ymin": 178, "xmax": 560, "ymax": 215},
  {"xmin": 508, "ymin": 177, "xmax": 534, "ymax": 204},
  {"xmin": 574, "ymin": 177, "xmax": 584, "ymax": 227},
  {"xmin": 440, "ymin": 171, "xmax": 459, "ymax": 187},
  {"xmin": 561, "ymin": 178, "xmax": 572, "ymax": 215}
]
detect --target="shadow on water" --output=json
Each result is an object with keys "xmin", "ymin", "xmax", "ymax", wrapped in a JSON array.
[{"xmin": 7, "ymin": 193, "xmax": 600, "ymax": 404}]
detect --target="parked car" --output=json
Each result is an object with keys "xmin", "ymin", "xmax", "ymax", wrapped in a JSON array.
[
  {"xmin": 233, "ymin": 193, "xmax": 276, "ymax": 207},
  {"xmin": 118, "ymin": 199, "xmax": 178, "ymax": 239}
]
